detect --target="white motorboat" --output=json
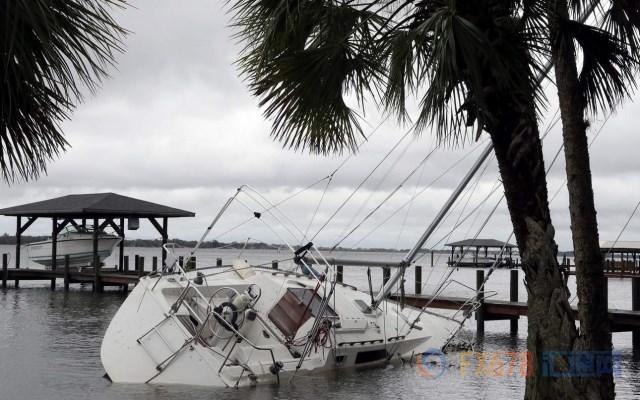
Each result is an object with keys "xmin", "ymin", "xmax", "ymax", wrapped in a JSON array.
[{"xmin": 26, "ymin": 226, "xmax": 122, "ymax": 268}]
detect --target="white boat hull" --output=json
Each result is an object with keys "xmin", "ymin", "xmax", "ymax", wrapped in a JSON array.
[
  {"xmin": 101, "ymin": 265, "xmax": 458, "ymax": 388},
  {"xmin": 26, "ymin": 235, "xmax": 122, "ymax": 267}
]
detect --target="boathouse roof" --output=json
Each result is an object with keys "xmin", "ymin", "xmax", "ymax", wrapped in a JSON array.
[
  {"xmin": 0, "ymin": 192, "xmax": 195, "ymax": 218},
  {"xmin": 600, "ymin": 240, "xmax": 640, "ymax": 252},
  {"xmin": 445, "ymin": 238, "xmax": 516, "ymax": 248}
]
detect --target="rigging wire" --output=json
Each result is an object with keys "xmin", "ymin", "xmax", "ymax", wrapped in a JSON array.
[
  {"xmin": 309, "ymin": 128, "xmax": 414, "ymax": 242},
  {"xmin": 394, "ymin": 147, "xmax": 430, "ymax": 249},
  {"xmin": 348, "ymin": 139, "xmax": 488, "ymax": 248},
  {"xmin": 335, "ymin": 132, "xmax": 422, "ymax": 242},
  {"xmin": 209, "ymin": 118, "xmax": 388, "ymax": 243},
  {"xmin": 303, "ymin": 176, "xmax": 333, "ymax": 241},
  {"xmin": 329, "ymin": 146, "xmax": 440, "ymax": 251},
  {"xmin": 605, "ymin": 200, "xmax": 640, "ymax": 258}
]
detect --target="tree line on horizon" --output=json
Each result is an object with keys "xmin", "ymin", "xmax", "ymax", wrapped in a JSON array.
[{"xmin": 0, "ymin": 233, "xmax": 419, "ymax": 253}]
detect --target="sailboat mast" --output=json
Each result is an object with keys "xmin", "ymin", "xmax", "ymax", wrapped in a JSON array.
[{"xmin": 371, "ymin": 142, "xmax": 493, "ymax": 308}]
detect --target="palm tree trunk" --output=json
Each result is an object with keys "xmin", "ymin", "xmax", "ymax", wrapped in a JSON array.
[
  {"xmin": 550, "ymin": 1, "xmax": 615, "ymax": 398},
  {"xmin": 489, "ymin": 114, "xmax": 582, "ymax": 399}
]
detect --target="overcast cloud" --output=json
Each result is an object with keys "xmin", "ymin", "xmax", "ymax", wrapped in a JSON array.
[{"xmin": 2, "ymin": 0, "xmax": 640, "ymax": 251}]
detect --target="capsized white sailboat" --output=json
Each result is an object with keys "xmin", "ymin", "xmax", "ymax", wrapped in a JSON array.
[
  {"xmin": 26, "ymin": 226, "xmax": 122, "ymax": 268},
  {"xmin": 101, "ymin": 257, "xmax": 457, "ymax": 387},
  {"xmin": 101, "ymin": 144, "xmax": 491, "ymax": 389}
]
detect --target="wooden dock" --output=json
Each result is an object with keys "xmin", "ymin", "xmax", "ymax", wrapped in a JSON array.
[
  {"xmin": 0, "ymin": 253, "xmax": 196, "ymax": 292},
  {"xmin": 394, "ymin": 294, "xmax": 640, "ymax": 332},
  {"xmin": 2, "ymin": 253, "xmax": 640, "ymax": 351}
]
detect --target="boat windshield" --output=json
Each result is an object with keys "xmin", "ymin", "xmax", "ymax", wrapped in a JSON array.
[{"xmin": 61, "ymin": 225, "xmax": 93, "ymax": 235}]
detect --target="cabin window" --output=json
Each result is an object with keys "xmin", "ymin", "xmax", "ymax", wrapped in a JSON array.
[
  {"xmin": 355, "ymin": 349, "xmax": 387, "ymax": 364},
  {"xmin": 268, "ymin": 288, "xmax": 337, "ymax": 338}
]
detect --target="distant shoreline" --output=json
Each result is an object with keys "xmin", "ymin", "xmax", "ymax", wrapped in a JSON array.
[
  {"xmin": 0, "ymin": 233, "xmax": 575, "ymax": 256},
  {"xmin": 0, "ymin": 233, "xmax": 420, "ymax": 254}
]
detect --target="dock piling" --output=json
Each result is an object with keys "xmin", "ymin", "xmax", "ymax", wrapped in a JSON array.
[
  {"xmin": 15, "ymin": 217, "xmax": 20, "ymax": 288},
  {"xmin": 138, "ymin": 256, "xmax": 145, "ymax": 277},
  {"xmin": 272, "ymin": 260, "xmax": 278, "ymax": 270},
  {"xmin": 216, "ymin": 258, "xmax": 222, "ymax": 267},
  {"xmin": 123, "ymin": 255, "xmax": 129, "ymax": 272},
  {"xmin": 633, "ymin": 277, "xmax": 640, "ymax": 355},
  {"xmin": 152, "ymin": 256, "xmax": 158, "ymax": 272},
  {"xmin": 476, "ymin": 269, "xmax": 485, "ymax": 335},
  {"xmin": 336, "ymin": 265, "xmax": 343, "ymax": 283},
  {"xmin": 2, "ymin": 253, "xmax": 7, "ymax": 289},
  {"xmin": 63, "ymin": 255, "xmax": 70, "ymax": 292},
  {"xmin": 50, "ymin": 217, "xmax": 57, "ymax": 291},
  {"xmin": 415, "ymin": 266, "xmax": 422, "ymax": 295},
  {"xmin": 510, "ymin": 269, "xmax": 519, "ymax": 334},
  {"xmin": 383, "ymin": 267, "xmax": 391, "ymax": 286},
  {"xmin": 94, "ymin": 256, "xmax": 102, "ymax": 293}
]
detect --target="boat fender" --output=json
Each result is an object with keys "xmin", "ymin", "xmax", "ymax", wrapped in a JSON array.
[{"xmin": 269, "ymin": 361, "xmax": 284, "ymax": 375}]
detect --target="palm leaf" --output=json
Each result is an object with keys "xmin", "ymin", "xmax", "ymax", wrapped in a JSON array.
[
  {"xmin": 232, "ymin": 0, "xmax": 387, "ymax": 154},
  {"xmin": 1, "ymin": 0, "xmax": 127, "ymax": 182},
  {"xmin": 558, "ymin": 17, "xmax": 636, "ymax": 113}
]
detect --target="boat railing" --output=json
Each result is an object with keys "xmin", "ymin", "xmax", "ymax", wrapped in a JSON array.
[{"xmin": 153, "ymin": 244, "xmax": 282, "ymax": 381}]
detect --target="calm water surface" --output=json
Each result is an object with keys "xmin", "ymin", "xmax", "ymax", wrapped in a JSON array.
[{"xmin": 1, "ymin": 247, "xmax": 640, "ymax": 399}]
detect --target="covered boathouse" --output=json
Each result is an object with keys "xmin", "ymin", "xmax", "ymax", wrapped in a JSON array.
[
  {"xmin": 0, "ymin": 193, "xmax": 194, "ymax": 291},
  {"xmin": 445, "ymin": 238, "xmax": 517, "ymax": 268}
]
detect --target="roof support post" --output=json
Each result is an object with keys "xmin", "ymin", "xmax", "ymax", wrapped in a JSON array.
[
  {"xmin": 93, "ymin": 218, "xmax": 101, "ymax": 293},
  {"xmin": 119, "ymin": 218, "xmax": 125, "ymax": 272},
  {"xmin": 162, "ymin": 217, "xmax": 168, "ymax": 267},
  {"xmin": 51, "ymin": 217, "xmax": 58, "ymax": 291},
  {"xmin": 15, "ymin": 217, "xmax": 20, "ymax": 288},
  {"xmin": 149, "ymin": 217, "xmax": 169, "ymax": 267}
]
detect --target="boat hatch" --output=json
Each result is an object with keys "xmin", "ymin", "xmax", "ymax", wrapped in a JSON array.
[
  {"xmin": 353, "ymin": 299, "xmax": 373, "ymax": 314},
  {"xmin": 268, "ymin": 287, "xmax": 337, "ymax": 338}
]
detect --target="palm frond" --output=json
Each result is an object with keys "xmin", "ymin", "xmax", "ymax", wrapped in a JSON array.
[
  {"xmin": 232, "ymin": 0, "xmax": 387, "ymax": 154},
  {"xmin": 604, "ymin": 0, "xmax": 640, "ymax": 52},
  {"xmin": 412, "ymin": 2, "xmax": 545, "ymax": 145},
  {"xmin": 560, "ymin": 18, "xmax": 637, "ymax": 113},
  {"xmin": 1, "ymin": 0, "xmax": 127, "ymax": 182},
  {"xmin": 230, "ymin": 0, "xmax": 551, "ymax": 154},
  {"xmin": 382, "ymin": 29, "xmax": 416, "ymax": 125}
]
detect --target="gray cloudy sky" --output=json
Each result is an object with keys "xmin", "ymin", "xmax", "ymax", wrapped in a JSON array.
[{"xmin": 2, "ymin": 0, "xmax": 640, "ymax": 251}]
